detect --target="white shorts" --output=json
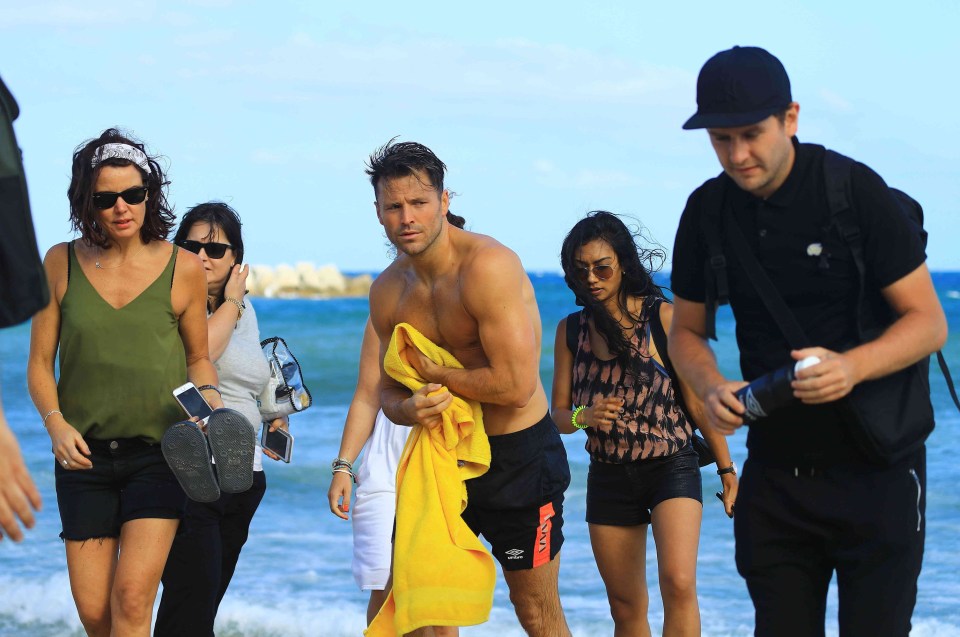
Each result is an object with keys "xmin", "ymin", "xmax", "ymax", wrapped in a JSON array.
[{"xmin": 351, "ymin": 410, "xmax": 411, "ymax": 590}]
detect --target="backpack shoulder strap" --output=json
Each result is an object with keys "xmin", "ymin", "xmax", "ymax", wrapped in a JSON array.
[
  {"xmin": 564, "ymin": 310, "xmax": 582, "ymax": 354},
  {"xmin": 647, "ymin": 297, "xmax": 674, "ymax": 377},
  {"xmin": 647, "ymin": 297, "xmax": 710, "ymax": 443},
  {"xmin": 823, "ymin": 149, "xmax": 870, "ymax": 342},
  {"xmin": 700, "ymin": 175, "xmax": 729, "ymax": 341}
]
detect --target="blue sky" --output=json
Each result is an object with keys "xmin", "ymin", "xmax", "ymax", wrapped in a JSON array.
[{"xmin": 2, "ymin": 0, "xmax": 958, "ymax": 273}]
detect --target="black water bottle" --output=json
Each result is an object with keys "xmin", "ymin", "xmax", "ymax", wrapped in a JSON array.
[{"xmin": 735, "ymin": 356, "xmax": 821, "ymax": 423}]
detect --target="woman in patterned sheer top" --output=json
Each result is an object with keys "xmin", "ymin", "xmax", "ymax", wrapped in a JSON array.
[{"xmin": 551, "ymin": 211, "xmax": 736, "ymax": 636}]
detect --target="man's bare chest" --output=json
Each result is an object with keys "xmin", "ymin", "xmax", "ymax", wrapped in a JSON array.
[{"xmin": 391, "ymin": 284, "xmax": 485, "ymax": 365}]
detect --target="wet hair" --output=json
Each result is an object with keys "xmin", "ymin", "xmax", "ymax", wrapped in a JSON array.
[
  {"xmin": 67, "ymin": 128, "xmax": 174, "ymax": 248},
  {"xmin": 367, "ymin": 137, "xmax": 465, "ymax": 229},
  {"xmin": 560, "ymin": 211, "xmax": 667, "ymax": 377},
  {"xmin": 446, "ymin": 211, "xmax": 466, "ymax": 229},
  {"xmin": 173, "ymin": 201, "xmax": 244, "ymax": 305},
  {"xmin": 366, "ymin": 137, "xmax": 446, "ymax": 195}
]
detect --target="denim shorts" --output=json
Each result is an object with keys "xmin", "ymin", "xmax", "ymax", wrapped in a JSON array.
[
  {"xmin": 586, "ymin": 444, "xmax": 702, "ymax": 526},
  {"xmin": 461, "ymin": 413, "xmax": 571, "ymax": 571},
  {"xmin": 55, "ymin": 437, "xmax": 187, "ymax": 541}
]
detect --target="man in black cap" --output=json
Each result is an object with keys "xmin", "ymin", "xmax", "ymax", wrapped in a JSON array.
[
  {"xmin": 668, "ymin": 46, "xmax": 947, "ymax": 635},
  {"xmin": 0, "ymin": 73, "xmax": 47, "ymax": 542}
]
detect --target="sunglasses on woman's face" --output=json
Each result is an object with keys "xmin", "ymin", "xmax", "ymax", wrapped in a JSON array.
[
  {"xmin": 91, "ymin": 186, "xmax": 148, "ymax": 210},
  {"xmin": 178, "ymin": 240, "xmax": 234, "ymax": 259},
  {"xmin": 574, "ymin": 264, "xmax": 615, "ymax": 282}
]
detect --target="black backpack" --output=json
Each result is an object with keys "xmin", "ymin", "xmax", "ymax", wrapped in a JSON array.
[
  {"xmin": 564, "ymin": 302, "xmax": 716, "ymax": 467},
  {"xmin": 699, "ymin": 149, "xmax": 959, "ymax": 462}
]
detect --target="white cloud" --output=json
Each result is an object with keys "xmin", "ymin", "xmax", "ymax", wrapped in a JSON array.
[
  {"xmin": 0, "ymin": 1, "xmax": 158, "ymax": 27},
  {"xmin": 249, "ymin": 149, "xmax": 285, "ymax": 164},
  {"xmin": 164, "ymin": 32, "xmax": 693, "ymax": 111},
  {"xmin": 532, "ymin": 159, "xmax": 555, "ymax": 173},
  {"xmin": 818, "ymin": 88, "xmax": 854, "ymax": 113},
  {"xmin": 532, "ymin": 161, "xmax": 640, "ymax": 190}
]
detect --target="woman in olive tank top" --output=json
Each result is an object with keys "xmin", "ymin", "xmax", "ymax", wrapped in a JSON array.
[
  {"xmin": 27, "ymin": 129, "xmax": 221, "ymax": 637},
  {"xmin": 552, "ymin": 212, "xmax": 737, "ymax": 636}
]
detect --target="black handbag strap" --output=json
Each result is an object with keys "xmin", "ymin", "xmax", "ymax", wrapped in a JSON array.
[{"xmin": 722, "ymin": 205, "xmax": 811, "ymax": 350}]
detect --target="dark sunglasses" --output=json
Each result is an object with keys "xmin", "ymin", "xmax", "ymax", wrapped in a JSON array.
[
  {"xmin": 574, "ymin": 264, "xmax": 615, "ymax": 282},
  {"xmin": 91, "ymin": 186, "xmax": 148, "ymax": 210},
  {"xmin": 177, "ymin": 240, "xmax": 234, "ymax": 259}
]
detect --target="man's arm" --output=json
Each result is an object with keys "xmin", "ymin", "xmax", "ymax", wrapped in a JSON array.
[
  {"xmin": 791, "ymin": 263, "xmax": 947, "ymax": 403},
  {"xmin": 328, "ymin": 317, "xmax": 381, "ymax": 519},
  {"xmin": 0, "ymin": 391, "xmax": 42, "ymax": 542},
  {"xmin": 669, "ymin": 295, "xmax": 747, "ymax": 435},
  {"xmin": 369, "ymin": 278, "xmax": 452, "ymax": 428},
  {"xmin": 411, "ymin": 246, "xmax": 538, "ymax": 407}
]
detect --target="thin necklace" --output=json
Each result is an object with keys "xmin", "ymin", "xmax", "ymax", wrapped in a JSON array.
[{"xmin": 96, "ymin": 244, "xmax": 147, "ymax": 270}]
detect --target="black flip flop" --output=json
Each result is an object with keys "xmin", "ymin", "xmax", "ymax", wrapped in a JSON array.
[
  {"xmin": 207, "ymin": 408, "xmax": 256, "ymax": 494},
  {"xmin": 161, "ymin": 421, "xmax": 220, "ymax": 503}
]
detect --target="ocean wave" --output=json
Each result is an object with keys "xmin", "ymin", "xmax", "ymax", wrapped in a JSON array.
[
  {"xmin": 0, "ymin": 568, "xmax": 957, "ymax": 636},
  {"xmin": 0, "ymin": 571, "xmax": 85, "ymax": 636}
]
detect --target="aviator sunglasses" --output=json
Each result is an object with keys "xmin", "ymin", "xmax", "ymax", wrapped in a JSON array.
[
  {"xmin": 574, "ymin": 264, "xmax": 616, "ymax": 282},
  {"xmin": 91, "ymin": 186, "xmax": 148, "ymax": 210},
  {"xmin": 177, "ymin": 240, "xmax": 234, "ymax": 259}
]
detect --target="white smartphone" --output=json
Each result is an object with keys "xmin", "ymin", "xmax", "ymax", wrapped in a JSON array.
[
  {"xmin": 261, "ymin": 426, "xmax": 293, "ymax": 463},
  {"xmin": 172, "ymin": 382, "xmax": 214, "ymax": 425}
]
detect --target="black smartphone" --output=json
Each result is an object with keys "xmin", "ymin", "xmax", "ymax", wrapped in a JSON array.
[
  {"xmin": 172, "ymin": 382, "xmax": 214, "ymax": 425},
  {"xmin": 261, "ymin": 426, "xmax": 293, "ymax": 463}
]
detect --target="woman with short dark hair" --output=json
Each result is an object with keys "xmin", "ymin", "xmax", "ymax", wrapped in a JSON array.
[{"xmin": 155, "ymin": 201, "xmax": 288, "ymax": 637}]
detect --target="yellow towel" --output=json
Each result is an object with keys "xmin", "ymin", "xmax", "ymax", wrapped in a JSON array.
[{"xmin": 365, "ymin": 323, "xmax": 495, "ymax": 636}]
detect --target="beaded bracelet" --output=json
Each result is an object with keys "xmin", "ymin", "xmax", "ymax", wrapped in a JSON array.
[
  {"xmin": 571, "ymin": 406, "xmax": 588, "ymax": 430},
  {"xmin": 224, "ymin": 296, "xmax": 245, "ymax": 319},
  {"xmin": 331, "ymin": 457, "xmax": 354, "ymax": 470},
  {"xmin": 197, "ymin": 384, "xmax": 221, "ymax": 396}
]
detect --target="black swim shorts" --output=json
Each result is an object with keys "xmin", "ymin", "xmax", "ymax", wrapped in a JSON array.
[
  {"xmin": 461, "ymin": 413, "xmax": 571, "ymax": 571},
  {"xmin": 55, "ymin": 437, "xmax": 187, "ymax": 541}
]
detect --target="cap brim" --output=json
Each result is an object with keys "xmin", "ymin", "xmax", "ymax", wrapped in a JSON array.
[{"xmin": 682, "ymin": 105, "xmax": 785, "ymax": 130}]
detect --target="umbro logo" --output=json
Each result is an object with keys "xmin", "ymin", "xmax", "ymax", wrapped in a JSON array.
[{"xmin": 505, "ymin": 549, "xmax": 524, "ymax": 560}]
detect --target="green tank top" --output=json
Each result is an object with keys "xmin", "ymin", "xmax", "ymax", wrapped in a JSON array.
[{"xmin": 58, "ymin": 242, "xmax": 187, "ymax": 443}]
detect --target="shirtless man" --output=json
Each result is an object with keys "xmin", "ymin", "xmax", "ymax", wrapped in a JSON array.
[{"xmin": 367, "ymin": 140, "xmax": 572, "ymax": 637}]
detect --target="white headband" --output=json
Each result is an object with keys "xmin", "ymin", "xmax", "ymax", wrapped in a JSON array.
[{"xmin": 91, "ymin": 143, "xmax": 152, "ymax": 174}]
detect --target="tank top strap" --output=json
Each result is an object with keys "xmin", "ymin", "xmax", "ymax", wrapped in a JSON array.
[
  {"xmin": 167, "ymin": 245, "xmax": 179, "ymax": 289},
  {"xmin": 67, "ymin": 240, "xmax": 75, "ymax": 283}
]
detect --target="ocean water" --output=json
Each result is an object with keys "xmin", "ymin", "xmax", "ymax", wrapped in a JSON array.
[{"xmin": 1, "ymin": 272, "xmax": 958, "ymax": 637}]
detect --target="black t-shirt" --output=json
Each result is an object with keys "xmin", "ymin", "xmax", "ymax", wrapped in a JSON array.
[
  {"xmin": 671, "ymin": 139, "xmax": 926, "ymax": 463},
  {"xmin": 0, "ymin": 75, "xmax": 48, "ymax": 328}
]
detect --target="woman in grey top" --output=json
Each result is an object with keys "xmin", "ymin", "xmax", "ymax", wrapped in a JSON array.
[{"xmin": 155, "ymin": 202, "xmax": 287, "ymax": 637}]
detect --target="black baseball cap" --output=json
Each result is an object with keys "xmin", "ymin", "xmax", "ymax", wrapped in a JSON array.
[{"xmin": 683, "ymin": 46, "xmax": 792, "ymax": 130}]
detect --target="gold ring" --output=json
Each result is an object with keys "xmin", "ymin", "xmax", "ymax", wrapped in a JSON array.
[{"xmin": 62, "ymin": 459, "xmax": 68, "ymax": 467}]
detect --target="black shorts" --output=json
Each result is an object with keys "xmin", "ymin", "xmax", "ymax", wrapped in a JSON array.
[
  {"xmin": 461, "ymin": 413, "xmax": 570, "ymax": 571},
  {"xmin": 586, "ymin": 444, "xmax": 702, "ymax": 526},
  {"xmin": 55, "ymin": 437, "xmax": 187, "ymax": 541}
]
